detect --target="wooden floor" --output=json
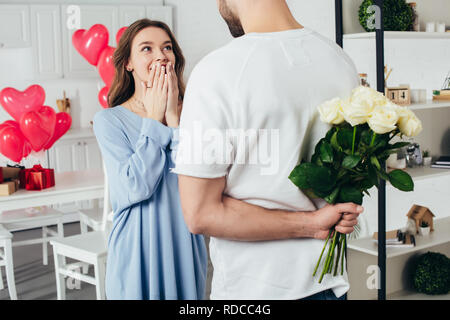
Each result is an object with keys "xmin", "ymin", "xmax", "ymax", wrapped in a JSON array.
[{"xmin": 0, "ymin": 223, "xmax": 213, "ymax": 300}]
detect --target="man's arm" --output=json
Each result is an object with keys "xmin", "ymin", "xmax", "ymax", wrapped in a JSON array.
[{"xmin": 178, "ymin": 175, "xmax": 364, "ymax": 241}]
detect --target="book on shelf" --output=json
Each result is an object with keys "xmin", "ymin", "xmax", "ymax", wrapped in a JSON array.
[
  {"xmin": 373, "ymin": 229, "xmax": 416, "ymax": 248},
  {"xmin": 431, "ymin": 162, "xmax": 450, "ymax": 169},
  {"xmin": 435, "ymin": 156, "xmax": 450, "ymax": 165}
]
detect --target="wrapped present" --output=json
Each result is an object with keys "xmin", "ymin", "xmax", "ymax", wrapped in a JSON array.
[
  {"xmin": 0, "ymin": 167, "xmax": 3, "ymax": 183},
  {"xmin": 20, "ymin": 165, "xmax": 55, "ymax": 191},
  {"xmin": 1, "ymin": 165, "xmax": 24, "ymax": 181},
  {"xmin": 0, "ymin": 181, "xmax": 17, "ymax": 196}
]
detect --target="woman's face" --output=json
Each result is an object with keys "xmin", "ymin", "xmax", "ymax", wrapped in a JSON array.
[{"xmin": 127, "ymin": 26, "xmax": 176, "ymax": 85}]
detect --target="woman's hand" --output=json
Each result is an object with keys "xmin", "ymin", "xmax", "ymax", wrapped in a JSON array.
[
  {"xmin": 165, "ymin": 62, "xmax": 182, "ymax": 128},
  {"xmin": 141, "ymin": 62, "xmax": 168, "ymax": 123}
]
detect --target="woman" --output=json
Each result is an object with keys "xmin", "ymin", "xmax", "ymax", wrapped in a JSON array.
[{"xmin": 93, "ymin": 19, "xmax": 207, "ymax": 300}]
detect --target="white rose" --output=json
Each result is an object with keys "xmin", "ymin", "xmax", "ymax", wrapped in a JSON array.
[
  {"xmin": 341, "ymin": 98, "xmax": 370, "ymax": 126},
  {"xmin": 318, "ymin": 97, "xmax": 345, "ymax": 125},
  {"xmin": 351, "ymin": 86, "xmax": 389, "ymax": 114},
  {"xmin": 397, "ymin": 107, "xmax": 423, "ymax": 137},
  {"xmin": 367, "ymin": 104, "xmax": 400, "ymax": 134}
]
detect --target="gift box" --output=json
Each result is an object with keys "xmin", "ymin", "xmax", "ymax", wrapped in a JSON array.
[
  {"xmin": 0, "ymin": 167, "xmax": 3, "ymax": 184},
  {"xmin": 1, "ymin": 165, "xmax": 23, "ymax": 181},
  {"xmin": 0, "ymin": 181, "xmax": 17, "ymax": 196},
  {"xmin": 20, "ymin": 165, "xmax": 55, "ymax": 191}
]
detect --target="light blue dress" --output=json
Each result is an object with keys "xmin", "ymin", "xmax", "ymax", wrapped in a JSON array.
[{"xmin": 93, "ymin": 105, "xmax": 207, "ymax": 300}]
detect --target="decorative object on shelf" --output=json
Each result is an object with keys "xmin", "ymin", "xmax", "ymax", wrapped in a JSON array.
[
  {"xmin": 372, "ymin": 229, "xmax": 416, "ymax": 247},
  {"xmin": 437, "ymin": 22, "xmax": 446, "ymax": 33},
  {"xmin": 359, "ymin": 73, "xmax": 370, "ymax": 87},
  {"xmin": 405, "ymin": 142, "xmax": 422, "ymax": 167},
  {"xmin": 410, "ymin": 89, "xmax": 427, "ymax": 103},
  {"xmin": 406, "ymin": 204, "xmax": 435, "ymax": 234},
  {"xmin": 411, "ymin": 252, "xmax": 450, "ymax": 295},
  {"xmin": 386, "ymin": 86, "xmax": 411, "ymax": 106},
  {"xmin": 419, "ymin": 221, "xmax": 430, "ymax": 236},
  {"xmin": 433, "ymin": 71, "xmax": 450, "ymax": 101},
  {"xmin": 426, "ymin": 21, "xmax": 436, "ymax": 33},
  {"xmin": 0, "ymin": 180, "xmax": 17, "ymax": 196},
  {"xmin": 359, "ymin": 0, "xmax": 413, "ymax": 32},
  {"xmin": 422, "ymin": 150, "xmax": 432, "ymax": 166},
  {"xmin": 56, "ymin": 91, "xmax": 71, "ymax": 114},
  {"xmin": 384, "ymin": 65, "xmax": 393, "ymax": 87},
  {"xmin": 289, "ymin": 86, "xmax": 422, "ymax": 283},
  {"xmin": 408, "ymin": 2, "xmax": 420, "ymax": 31},
  {"xmin": 431, "ymin": 155, "xmax": 450, "ymax": 169}
]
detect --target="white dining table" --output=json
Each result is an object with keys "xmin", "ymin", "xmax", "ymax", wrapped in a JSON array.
[{"xmin": 0, "ymin": 169, "xmax": 105, "ymax": 214}]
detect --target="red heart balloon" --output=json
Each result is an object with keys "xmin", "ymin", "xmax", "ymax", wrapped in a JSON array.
[
  {"xmin": 72, "ymin": 24, "xmax": 109, "ymax": 66},
  {"xmin": 20, "ymin": 106, "xmax": 56, "ymax": 152},
  {"xmin": 97, "ymin": 46, "xmax": 116, "ymax": 87},
  {"xmin": 43, "ymin": 112, "xmax": 72, "ymax": 150},
  {"xmin": 116, "ymin": 27, "xmax": 127, "ymax": 45},
  {"xmin": 0, "ymin": 85, "xmax": 46, "ymax": 122},
  {"xmin": 0, "ymin": 120, "xmax": 32, "ymax": 158},
  {"xmin": 0, "ymin": 125, "xmax": 27, "ymax": 163},
  {"xmin": 98, "ymin": 86, "xmax": 110, "ymax": 108}
]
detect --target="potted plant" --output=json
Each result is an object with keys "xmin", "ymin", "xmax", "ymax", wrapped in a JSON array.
[
  {"xmin": 423, "ymin": 150, "xmax": 432, "ymax": 166},
  {"xmin": 419, "ymin": 221, "xmax": 430, "ymax": 236}
]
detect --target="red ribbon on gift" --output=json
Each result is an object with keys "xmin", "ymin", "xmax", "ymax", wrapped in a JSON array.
[{"xmin": 19, "ymin": 164, "xmax": 55, "ymax": 190}]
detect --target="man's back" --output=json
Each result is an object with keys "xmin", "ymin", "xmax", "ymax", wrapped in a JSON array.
[{"xmin": 174, "ymin": 27, "xmax": 360, "ymax": 299}]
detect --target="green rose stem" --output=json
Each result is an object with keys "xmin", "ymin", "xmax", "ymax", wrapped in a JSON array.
[
  {"xmin": 370, "ymin": 132, "xmax": 377, "ymax": 147},
  {"xmin": 313, "ymin": 230, "xmax": 332, "ymax": 277},
  {"xmin": 333, "ymin": 235, "xmax": 343, "ymax": 276},
  {"xmin": 319, "ymin": 230, "xmax": 338, "ymax": 283},
  {"xmin": 340, "ymin": 235, "xmax": 346, "ymax": 275},
  {"xmin": 352, "ymin": 126, "xmax": 357, "ymax": 155}
]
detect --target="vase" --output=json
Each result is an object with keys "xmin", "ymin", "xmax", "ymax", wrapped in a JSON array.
[
  {"xmin": 419, "ymin": 226, "xmax": 430, "ymax": 236},
  {"xmin": 423, "ymin": 157, "xmax": 432, "ymax": 166}
]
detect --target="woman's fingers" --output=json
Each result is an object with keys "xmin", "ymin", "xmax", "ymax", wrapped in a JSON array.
[
  {"xmin": 147, "ymin": 62, "xmax": 157, "ymax": 89},
  {"xmin": 153, "ymin": 62, "xmax": 162, "ymax": 90},
  {"xmin": 158, "ymin": 64, "xmax": 166, "ymax": 91}
]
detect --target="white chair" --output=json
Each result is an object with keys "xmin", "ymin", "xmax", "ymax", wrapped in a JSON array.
[
  {"xmin": 0, "ymin": 223, "xmax": 17, "ymax": 300},
  {"xmin": 0, "ymin": 206, "xmax": 64, "ymax": 266},
  {"xmin": 50, "ymin": 164, "xmax": 112, "ymax": 300}
]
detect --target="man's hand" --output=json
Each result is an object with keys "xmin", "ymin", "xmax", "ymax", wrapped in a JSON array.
[{"xmin": 312, "ymin": 203, "xmax": 364, "ymax": 240}]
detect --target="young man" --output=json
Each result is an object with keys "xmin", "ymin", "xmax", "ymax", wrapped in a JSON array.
[{"xmin": 172, "ymin": 0, "xmax": 363, "ymax": 300}]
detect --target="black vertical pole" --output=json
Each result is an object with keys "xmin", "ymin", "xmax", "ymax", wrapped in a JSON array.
[
  {"xmin": 335, "ymin": 0, "xmax": 343, "ymax": 48},
  {"xmin": 374, "ymin": 0, "xmax": 386, "ymax": 301}
]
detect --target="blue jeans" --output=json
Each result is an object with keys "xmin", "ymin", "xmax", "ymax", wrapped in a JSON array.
[{"xmin": 301, "ymin": 289, "xmax": 347, "ymax": 300}]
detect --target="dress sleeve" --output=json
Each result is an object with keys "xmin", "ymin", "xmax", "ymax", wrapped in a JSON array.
[{"xmin": 93, "ymin": 110, "xmax": 173, "ymax": 211}]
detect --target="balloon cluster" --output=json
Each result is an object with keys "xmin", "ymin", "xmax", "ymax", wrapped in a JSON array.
[
  {"xmin": 0, "ymin": 85, "xmax": 72, "ymax": 163},
  {"xmin": 72, "ymin": 24, "xmax": 127, "ymax": 108}
]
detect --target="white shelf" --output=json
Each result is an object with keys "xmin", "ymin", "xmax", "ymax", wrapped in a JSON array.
[
  {"xmin": 403, "ymin": 166, "xmax": 450, "ymax": 182},
  {"xmin": 344, "ymin": 31, "xmax": 450, "ymax": 40},
  {"xmin": 407, "ymin": 100, "xmax": 450, "ymax": 110},
  {"xmin": 60, "ymin": 127, "xmax": 95, "ymax": 140},
  {"xmin": 388, "ymin": 289, "xmax": 450, "ymax": 300},
  {"xmin": 348, "ymin": 216, "xmax": 450, "ymax": 258}
]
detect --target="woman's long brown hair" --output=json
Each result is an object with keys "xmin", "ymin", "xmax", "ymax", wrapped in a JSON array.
[{"xmin": 108, "ymin": 19, "xmax": 186, "ymax": 108}]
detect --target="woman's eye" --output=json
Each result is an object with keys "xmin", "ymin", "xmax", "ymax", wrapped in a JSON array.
[
  {"xmin": 164, "ymin": 45, "xmax": 173, "ymax": 51},
  {"xmin": 142, "ymin": 46, "xmax": 151, "ymax": 52}
]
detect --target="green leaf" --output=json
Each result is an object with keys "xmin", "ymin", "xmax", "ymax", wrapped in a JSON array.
[
  {"xmin": 338, "ymin": 185, "xmax": 363, "ymax": 205},
  {"xmin": 324, "ymin": 186, "xmax": 340, "ymax": 204},
  {"xmin": 360, "ymin": 129, "xmax": 373, "ymax": 146},
  {"xmin": 389, "ymin": 142, "xmax": 411, "ymax": 150},
  {"xmin": 330, "ymin": 131, "xmax": 341, "ymax": 151},
  {"xmin": 320, "ymin": 141, "xmax": 334, "ymax": 163},
  {"xmin": 325, "ymin": 127, "xmax": 337, "ymax": 142},
  {"xmin": 377, "ymin": 169, "xmax": 390, "ymax": 181},
  {"xmin": 368, "ymin": 165, "xmax": 379, "ymax": 187},
  {"xmin": 370, "ymin": 156, "xmax": 381, "ymax": 170},
  {"xmin": 288, "ymin": 163, "xmax": 312, "ymax": 189},
  {"xmin": 342, "ymin": 155, "xmax": 361, "ymax": 169},
  {"xmin": 389, "ymin": 169, "xmax": 414, "ymax": 192},
  {"xmin": 308, "ymin": 166, "xmax": 336, "ymax": 193},
  {"xmin": 337, "ymin": 128, "xmax": 353, "ymax": 150}
]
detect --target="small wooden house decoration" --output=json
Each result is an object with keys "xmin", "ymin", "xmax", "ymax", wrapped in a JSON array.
[
  {"xmin": 406, "ymin": 204, "xmax": 435, "ymax": 234},
  {"xmin": 386, "ymin": 86, "xmax": 411, "ymax": 106}
]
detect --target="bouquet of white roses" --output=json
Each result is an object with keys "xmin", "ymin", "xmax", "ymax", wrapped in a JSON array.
[{"xmin": 289, "ymin": 86, "xmax": 422, "ymax": 283}]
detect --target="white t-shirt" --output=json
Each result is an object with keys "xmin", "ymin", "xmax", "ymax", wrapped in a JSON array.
[{"xmin": 173, "ymin": 27, "xmax": 360, "ymax": 299}]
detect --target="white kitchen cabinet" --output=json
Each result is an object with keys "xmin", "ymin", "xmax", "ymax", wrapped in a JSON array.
[
  {"xmin": 146, "ymin": 6, "xmax": 173, "ymax": 30},
  {"xmin": 60, "ymin": 4, "xmax": 119, "ymax": 79},
  {"xmin": 30, "ymin": 5, "xmax": 63, "ymax": 79},
  {"xmin": 0, "ymin": 5, "xmax": 30, "ymax": 48},
  {"xmin": 119, "ymin": 5, "xmax": 147, "ymax": 28}
]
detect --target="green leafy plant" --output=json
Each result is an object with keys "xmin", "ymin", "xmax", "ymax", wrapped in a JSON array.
[
  {"xmin": 412, "ymin": 252, "xmax": 450, "ymax": 295},
  {"xmin": 422, "ymin": 150, "xmax": 430, "ymax": 158},
  {"xmin": 420, "ymin": 221, "xmax": 429, "ymax": 228},
  {"xmin": 359, "ymin": 0, "xmax": 413, "ymax": 32}
]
